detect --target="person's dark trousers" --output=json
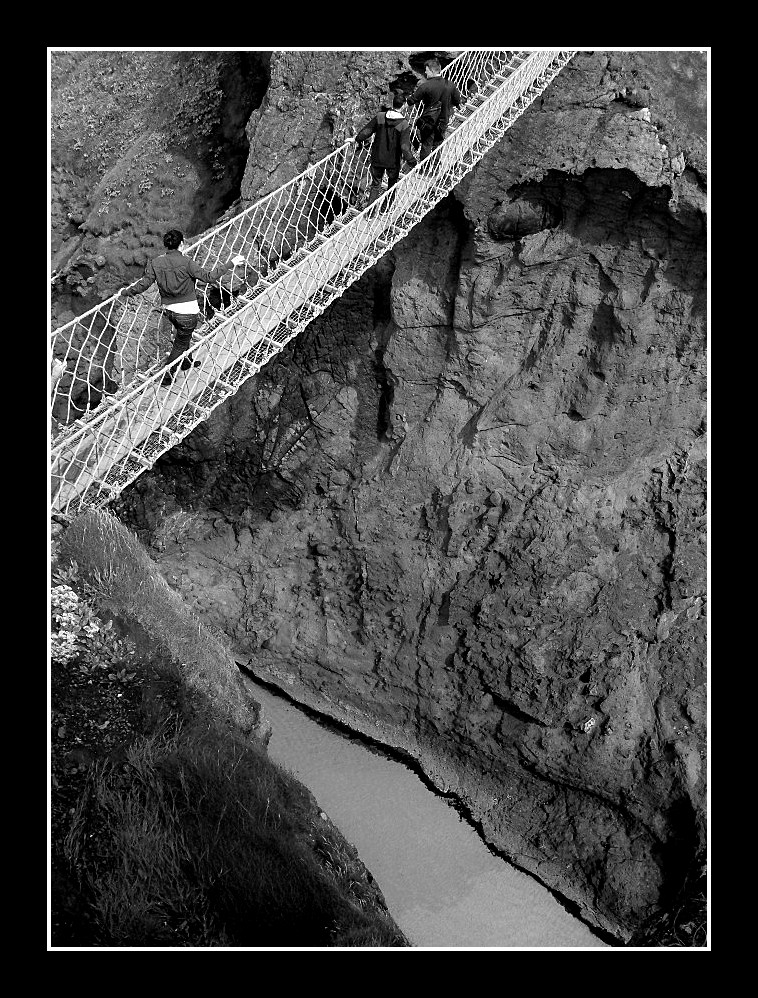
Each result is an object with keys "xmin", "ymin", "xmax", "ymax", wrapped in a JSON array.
[
  {"xmin": 161, "ymin": 310, "xmax": 199, "ymax": 385},
  {"xmin": 417, "ymin": 114, "xmax": 438, "ymax": 160},
  {"xmin": 368, "ymin": 164, "xmax": 400, "ymax": 205},
  {"xmin": 431, "ymin": 120, "xmax": 447, "ymax": 155}
]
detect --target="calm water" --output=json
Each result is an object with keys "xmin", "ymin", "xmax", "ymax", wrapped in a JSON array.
[{"xmin": 249, "ymin": 678, "xmax": 607, "ymax": 948}]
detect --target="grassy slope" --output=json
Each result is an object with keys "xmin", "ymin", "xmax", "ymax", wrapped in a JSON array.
[{"xmin": 51, "ymin": 509, "xmax": 407, "ymax": 947}]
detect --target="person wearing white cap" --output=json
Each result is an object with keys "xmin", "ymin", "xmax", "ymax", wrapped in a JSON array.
[{"xmin": 354, "ymin": 92, "xmax": 417, "ymax": 205}]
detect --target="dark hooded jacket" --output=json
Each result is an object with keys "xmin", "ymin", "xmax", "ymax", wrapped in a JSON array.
[{"xmin": 356, "ymin": 111, "xmax": 417, "ymax": 171}]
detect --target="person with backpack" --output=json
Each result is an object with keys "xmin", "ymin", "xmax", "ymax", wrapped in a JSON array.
[
  {"xmin": 118, "ymin": 229, "xmax": 247, "ymax": 386},
  {"xmin": 406, "ymin": 58, "xmax": 462, "ymax": 160},
  {"xmin": 354, "ymin": 92, "xmax": 417, "ymax": 205}
]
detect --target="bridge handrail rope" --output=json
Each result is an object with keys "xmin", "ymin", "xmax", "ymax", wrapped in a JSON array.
[
  {"xmin": 49, "ymin": 48, "xmax": 521, "ymax": 429},
  {"xmin": 51, "ymin": 50, "xmax": 576, "ymax": 518}
]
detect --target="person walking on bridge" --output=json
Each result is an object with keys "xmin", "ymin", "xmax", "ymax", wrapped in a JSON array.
[
  {"xmin": 119, "ymin": 229, "xmax": 246, "ymax": 387},
  {"xmin": 406, "ymin": 58, "xmax": 462, "ymax": 160},
  {"xmin": 354, "ymin": 92, "xmax": 417, "ymax": 205}
]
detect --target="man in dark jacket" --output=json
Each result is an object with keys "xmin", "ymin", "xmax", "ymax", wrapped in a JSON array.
[
  {"xmin": 355, "ymin": 92, "xmax": 417, "ymax": 205},
  {"xmin": 406, "ymin": 58, "xmax": 462, "ymax": 160},
  {"xmin": 119, "ymin": 229, "xmax": 246, "ymax": 386}
]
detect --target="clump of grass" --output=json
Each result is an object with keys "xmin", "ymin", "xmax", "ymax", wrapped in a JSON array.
[
  {"xmin": 57, "ymin": 509, "xmax": 262, "ymax": 738},
  {"xmin": 627, "ymin": 852, "xmax": 707, "ymax": 948},
  {"xmin": 64, "ymin": 718, "xmax": 406, "ymax": 947}
]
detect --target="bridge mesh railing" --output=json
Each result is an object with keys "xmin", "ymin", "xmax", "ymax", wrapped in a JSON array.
[{"xmin": 51, "ymin": 49, "xmax": 575, "ymax": 517}]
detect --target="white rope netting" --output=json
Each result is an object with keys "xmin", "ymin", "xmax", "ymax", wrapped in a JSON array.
[{"xmin": 50, "ymin": 49, "xmax": 576, "ymax": 517}]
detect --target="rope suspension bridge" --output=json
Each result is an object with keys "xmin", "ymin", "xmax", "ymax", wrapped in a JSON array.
[{"xmin": 50, "ymin": 49, "xmax": 576, "ymax": 519}]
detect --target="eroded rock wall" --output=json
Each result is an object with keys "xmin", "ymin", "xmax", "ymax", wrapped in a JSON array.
[
  {"xmin": 50, "ymin": 50, "xmax": 270, "ymax": 325},
  {"xmin": 114, "ymin": 50, "xmax": 707, "ymax": 941},
  {"xmin": 238, "ymin": 50, "xmax": 452, "ymax": 199}
]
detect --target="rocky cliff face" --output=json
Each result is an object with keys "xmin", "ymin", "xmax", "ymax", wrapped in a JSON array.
[
  {"xmin": 110, "ymin": 50, "xmax": 707, "ymax": 941},
  {"xmin": 238, "ymin": 50, "xmax": 422, "ymax": 198},
  {"xmin": 50, "ymin": 50, "xmax": 270, "ymax": 327}
]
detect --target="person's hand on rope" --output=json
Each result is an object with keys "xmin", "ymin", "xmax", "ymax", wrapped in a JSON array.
[{"xmin": 231, "ymin": 254, "xmax": 246, "ymax": 267}]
